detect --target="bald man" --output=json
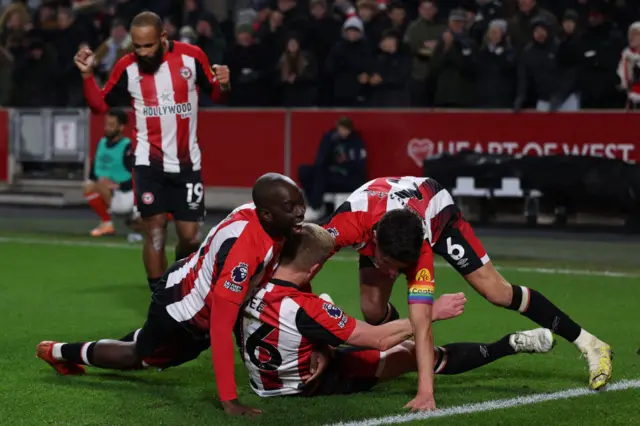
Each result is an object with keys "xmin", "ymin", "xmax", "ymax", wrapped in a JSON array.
[
  {"xmin": 37, "ymin": 173, "xmax": 305, "ymax": 417},
  {"xmin": 75, "ymin": 11, "xmax": 232, "ymax": 292}
]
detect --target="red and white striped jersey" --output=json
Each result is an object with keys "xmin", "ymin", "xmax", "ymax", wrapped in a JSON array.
[
  {"xmin": 324, "ymin": 177, "xmax": 456, "ymax": 254},
  {"xmin": 239, "ymin": 279, "xmax": 356, "ymax": 397},
  {"xmin": 162, "ymin": 203, "xmax": 283, "ymax": 331},
  {"xmin": 83, "ymin": 41, "xmax": 227, "ymax": 173},
  {"xmin": 323, "ymin": 177, "xmax": 458, "ymax": 287}
]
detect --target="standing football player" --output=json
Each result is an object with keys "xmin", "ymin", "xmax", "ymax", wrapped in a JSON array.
[
  {"xmin": 323, "ymin": 176, "xmax": 612, "ymax": 411},
  {"xmin": 75, "ymin": 11, "xmax": 230, "ymax": 291}
]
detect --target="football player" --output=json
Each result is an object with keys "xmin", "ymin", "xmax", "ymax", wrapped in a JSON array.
[
  {"xmin": 322, "ymin": 177, "xmax": 612, "ymax": 410},
  {"xmin": 238, "ymin": 223, "xmax": 555, "ymax": 399},
  {"xmin": 36, "ymin": 173, "xmax": 304, "ymax": 417}
]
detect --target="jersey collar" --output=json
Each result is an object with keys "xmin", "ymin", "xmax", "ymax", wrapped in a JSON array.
[{"xmin": 270, "ymin": 278, "xmax": 298, "ymax": 289}]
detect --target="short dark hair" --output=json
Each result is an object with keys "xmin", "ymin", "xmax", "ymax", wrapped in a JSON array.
[
  {"xmin": 107, "ymin": 108, "xmax": 128, "ymax": 126},
  {"xmin": 131, "ymin": 11, "xmax": 163, "ymax": 34},
  {"xmin": 376, "ymin": 209, "xmax": 424, "ymax": 264},
  {"xmin": 336, "ymin": 116, "xmax": 353, "ymax": 130}
]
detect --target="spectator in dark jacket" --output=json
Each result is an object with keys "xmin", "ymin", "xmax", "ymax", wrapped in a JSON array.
[
  {"xmin": 11, "ymin": 37, "xmax": 58, "ymax": 106},
  {"xmin": 476, "ymin": 19, "xmax": 517, "ymax": 108},
  {"xmin": 515, "ymin": 17, "xmax": 579, "ymax": 112},
  {"xmin": 306, "ymin": 0, "xmax": 341, "ymax": 106},
  {"xmin": 326, "ymin": 16, "xmax": 374, "ymax": 106},
  {"xmin": 576, "ymin": 4, "xmax": 627, "ymax": 109},
  {"xmin": 278, "ymin": 33, "xmax": 318, "ymax": 106},
  {"xmin": 508, "ymin": 0, "xmax": 558, "ymax": 51},
  {"xmin": 387, "ymin": 2, "xmax": 409, "ymax": 40},
  {"xmin": 369, "ymin": 29, "xmax": 411, "ymax": 107},
  {"xmin": 429, "ymin": 9, "xmax": 478, "ymax": 107},
  {"xmin": 404, "ymin": 0, "xmax": 446, "ymax": 106},
  {"xmin": 225, "ymin": 24, "xmax": 268, "ymax": 107},
  {"xmin": 299, "ymin": 116, "xmax": 367, "ymax": 221},
  {"xmin": 357, "ymin": 0, "xmax": 391, "ymax": 48}
]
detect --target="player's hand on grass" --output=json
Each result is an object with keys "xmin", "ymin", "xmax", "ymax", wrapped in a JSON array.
[
  {"xmin": 404, "ymin": 393, "xmax": 437, "ymax": 412},
  {"xmin": 304, "ymin": 346, "xmax": 332, "ymax": 384},
  {"xmin": 74, "ymin": 46, "xmax": 95, "ymax": 76},
  {"xmin": 432, "ymin": 292, "xmax": 466, "ymax": 322},
  {"xmin": 221, "ymin": 399, "xmax": 262, "ymax": 417}
]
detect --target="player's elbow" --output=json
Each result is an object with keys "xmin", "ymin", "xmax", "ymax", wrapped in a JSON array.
[{"xmin": 375, "ymin": 337, "xmax": 396, "ymax": 352}]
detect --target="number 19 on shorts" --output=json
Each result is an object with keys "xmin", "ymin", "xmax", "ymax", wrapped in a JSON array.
[{"xmin": 186, "ymin": 183, "xmax": 204, "ymax": 205}]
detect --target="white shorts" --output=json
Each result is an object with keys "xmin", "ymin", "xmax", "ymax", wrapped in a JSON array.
[{"xmin": 110, "ymin": 189, "xmax": 134, "ymax": 215}]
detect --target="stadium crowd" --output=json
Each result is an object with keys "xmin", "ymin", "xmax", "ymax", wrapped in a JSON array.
[{"xmin": 0, "ymin": 0, "xmax": 638, "ymax": 110}]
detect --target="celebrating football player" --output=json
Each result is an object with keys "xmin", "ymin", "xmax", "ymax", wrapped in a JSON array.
[
  {"xmin": 322, "ymin": 176, "xmax": 612, "ymax": 410},
  {"xmin": 36, "ymin": 173, "xmax": 303, "ymax": 417},
  {"xmin": 238, "ymin": 223, "xmax": 555, "ymax": 398}
]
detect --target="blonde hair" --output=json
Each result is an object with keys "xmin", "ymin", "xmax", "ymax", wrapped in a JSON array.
[
  {"xmin": 630, "ymin": 22, "xmax": 640, "ymax": 38},
  {"xmin": 280, "ymin": 223, "xmax": 335, "ymax": 269}
]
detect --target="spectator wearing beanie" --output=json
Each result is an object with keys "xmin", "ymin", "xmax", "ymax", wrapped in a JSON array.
[
  {"xmin": 225, "ymin": 23, "xmax": 268, "ymax": 106},
  {"xmin": 476, "ymin": 18, "xmax": 517, "ymax": 108}
]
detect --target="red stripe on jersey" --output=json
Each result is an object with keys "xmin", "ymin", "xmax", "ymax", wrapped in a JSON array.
[
  {"xmin": 139, "ymin": 74, "xmax": 164, "ymax": 167},
  {"xmin": 167, "ymin": 54, "xmax": 191, "ymax": 168}
]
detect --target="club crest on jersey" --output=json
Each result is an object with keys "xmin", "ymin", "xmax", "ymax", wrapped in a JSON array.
[
  {"xmin": 141, "ymin": 192, "xmax": 154, "ymax": 205},
  {"xmin": 326, "ymin": 227, "xmax": 339, "ymax": 238},
  {"xmin": 415, "ymin": 268, "xmax": 432, "ymax": 282},
  {"xmin": 323, "ymin": 302, "xmax": 343, "ymax": 319},
  {"xmin": 180, "ymin": 66, "xmax": 192, "ymax": 80},
  {"xmin": 231, "ymin": 262, "xmax": 249, "ymax": 283}
]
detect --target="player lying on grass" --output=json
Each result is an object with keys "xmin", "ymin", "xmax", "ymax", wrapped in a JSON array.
[
  {"xmin": 322, "ymin": 176, "xmax": 612, "ymax": 410},
  {"xmin": 239, "ymin": 223, "xmax": 555, "ymax": 398},
  {"xmin": 36, "ymin": 173, "xmax": 306, "ymax": 417}
]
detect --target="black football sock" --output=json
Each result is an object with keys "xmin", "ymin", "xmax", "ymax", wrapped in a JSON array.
[
  {"xmin": 147, "ymin": 277, "xmax": 161, "ymax": 292},
  {"xmin": 508, "ymin": 285, "xmax": 582, "ymax": 343},
  {"xmin": 434, "ymin": 335, "xmax": 516, "ymax": 375},
  {"xmin": 59, "ymin": 342, "xmax": 97, "ymax": 366},
  {"xmin": 119, "ymin": 329, "xmax": 141, "ymax": 342},
  {"xmin": 371, "ymin": 303, "xmax": 400, "ymax": 325}
]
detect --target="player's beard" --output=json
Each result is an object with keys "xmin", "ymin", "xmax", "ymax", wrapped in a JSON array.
[
  {"xmin": 104, "ymin": 131, "xmax": 119, "ymax": 141},
  {"xmin": 136, "ymin": 46, "xmax": 164, "ymax": 75}
]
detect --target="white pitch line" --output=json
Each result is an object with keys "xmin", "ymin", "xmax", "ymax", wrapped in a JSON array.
[
  {"xmin": 0, "ymin": 236, "xmax": 638, "ymax": 279},
  {"xmin": 327, "ymin": 379, "xmax": 640, "ymax": 426}
]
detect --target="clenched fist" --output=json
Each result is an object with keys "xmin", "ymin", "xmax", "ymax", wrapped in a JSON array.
[
  {"xmin": 212, "ymin": 64, "xmax": 230, "ymax": 89},
  {"xmin": 74, "ymin": 46, "xmax": 95, "ymax": 75}
]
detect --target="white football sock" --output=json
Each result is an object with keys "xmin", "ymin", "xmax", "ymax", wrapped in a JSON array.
[
  {"xmin": 52, "ymin": 343, "xmax": 65, "ymax": 361},
  {"xmin": 573, "ymin": 329, "xmax": 595, "ymax": 349}
]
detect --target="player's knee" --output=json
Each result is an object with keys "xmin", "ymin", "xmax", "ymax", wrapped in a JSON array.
[
  {"xmin": 145, "ymin": 224, "xmax": 167, "ymax": 252},
  {"xmin": 467, "ymin": 265, "xmax": 512, "ymax": 307},
  {"xmin": 484, "ymin": 285, "xmax": 513, "ymax": 307},
  {"xmin": 361, "ymin": 298, "xmax": 389, "ymax": 325},
  {"xmin": 83, "ymin": 181, "xmax": 95, "ymax": 194},
  {"xmin": 177, "ymin": 224, "xmax": 202, "ymax": 245}
]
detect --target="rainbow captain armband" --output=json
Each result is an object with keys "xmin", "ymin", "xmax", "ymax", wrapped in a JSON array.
[{"xmin": 408, "ymin": 284, "xmax": 435, "ymax": 305}]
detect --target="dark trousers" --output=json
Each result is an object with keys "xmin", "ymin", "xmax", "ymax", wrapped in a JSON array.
[{"xmin": 299, "ymin": 165, "xmax": 364, "ymax": 210}]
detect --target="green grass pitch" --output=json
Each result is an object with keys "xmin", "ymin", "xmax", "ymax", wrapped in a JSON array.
[{"xmin": 1, "ymin": 234, "xmax": 639, "ymax": 425}]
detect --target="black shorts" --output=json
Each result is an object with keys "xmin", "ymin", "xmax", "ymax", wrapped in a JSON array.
[
  {"xmin": 135, "ymin": 261, "xmax": 210, "ymax": 369},
  {"xmin": 134, "ymin": 165, "xmax": 205, "ymax": 222},
  {"xmin": 303, "ymin": 347, "xmax": 379, "ymax": 397},
  {"xmin": 431, "ymin": 213, "xmax": 489, "ymax": 276}
]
